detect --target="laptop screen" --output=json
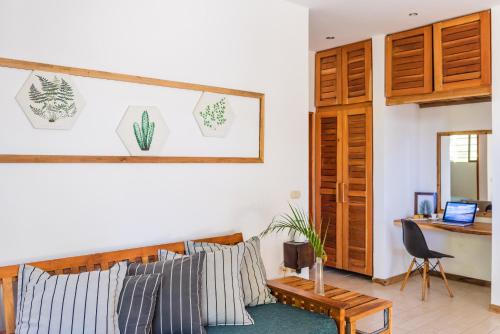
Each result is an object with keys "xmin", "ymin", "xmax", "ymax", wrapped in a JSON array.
[{"xmin": 443, "ymin": 202, "xmax": 477, "ymax": 224}]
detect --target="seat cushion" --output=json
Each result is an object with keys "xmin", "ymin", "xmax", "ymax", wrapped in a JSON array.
[{"xmin": 206, "ymin": 303, "xmax": 338, "ymax": 334}]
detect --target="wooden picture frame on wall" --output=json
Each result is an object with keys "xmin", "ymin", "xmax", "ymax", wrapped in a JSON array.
[
  {"xmin": 414, "ymin": 192, "xmax": 437, "ymax": 217},
  {"xmin": 0, "ymin": 57, "xmax": 265, "ymax": 164}
]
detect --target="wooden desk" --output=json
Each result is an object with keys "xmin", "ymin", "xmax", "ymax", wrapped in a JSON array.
[{"xmin": 394, "ymin": 219, "xmax": 492, "ymax": 236}]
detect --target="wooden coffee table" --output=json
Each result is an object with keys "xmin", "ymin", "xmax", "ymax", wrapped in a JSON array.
[{"xmin": 267, "ymin": 276, "xmax": 392, "ymax": 334}]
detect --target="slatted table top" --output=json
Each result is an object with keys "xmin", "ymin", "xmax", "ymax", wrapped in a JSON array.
[{"xmin": 267, "ymin": 276, "xmax": 392, "ymax": 321}]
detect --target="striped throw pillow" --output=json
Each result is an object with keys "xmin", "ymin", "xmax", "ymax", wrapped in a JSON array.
[
  {"xmin": 159, "ymin": 245, "xmax": 254, "ymax": 327},
  {"xmin": 128, "ymin": 252, "xmax": 206, "ymax": 334},
  {"xmin": 185, "ymin": 236, "xmax": 276, "ymax": 307},
  {"xmin": 117, "ymin": 274, "xmax": 162, "ymax": 334},
  {"xmin": 15, "ymin": 262, "xmax": 127, "ymax": 334}
]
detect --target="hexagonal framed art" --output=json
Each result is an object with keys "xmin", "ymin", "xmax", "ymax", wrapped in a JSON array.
[
  {"xmin": 116, "ymin": 106, "xmax": 169, "ymax": 156},
  {"xmin": 193, "ymin": 92, "xmax": 235, "ymax": 137},
  {"xmin": 15, "ymin": 70, "xmax": 85, "ymax": 130}
]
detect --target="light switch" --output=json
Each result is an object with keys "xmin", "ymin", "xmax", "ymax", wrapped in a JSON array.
[{"xmin": 290, "ymin": 190, "xmax": 301, "ymax": 199}]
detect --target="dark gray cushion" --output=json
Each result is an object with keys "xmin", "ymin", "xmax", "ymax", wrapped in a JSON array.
[
  {"xmin": 118, "ymin": 273, "xmax": 162, "ymax": 334},
  {"xmin": 128, "ymin": 252, "xmax": 206, "ymax": 334}
]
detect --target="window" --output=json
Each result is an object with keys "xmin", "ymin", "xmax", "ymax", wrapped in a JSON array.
[{"xmin": 450, "ymin": 134, "xmax": 478, "ymax": 162}]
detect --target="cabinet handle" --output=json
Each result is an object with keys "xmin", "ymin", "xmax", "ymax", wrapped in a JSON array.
[
  {"xmin": 336, "ymin": 183, "xmax": 340, "ymax": 203},
  {"xmin": 342, "ymin": 183, "xmax": 347, "ymax": 203}
]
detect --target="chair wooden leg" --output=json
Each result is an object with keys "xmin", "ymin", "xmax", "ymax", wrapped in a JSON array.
[
  {"xmin": 437, "ymin": 260, "xmax": 454, "ymax": 298},
  {"xmin": 400, "ymin": 258, "xmax": 416, "ymax": 292},
  {"xmin": 421, "ymin": 259, "xmax": 429, "ymax": 301},
  {"xmin": 427, "ymin": 262, "xmax": 431, "ymax": 288}
]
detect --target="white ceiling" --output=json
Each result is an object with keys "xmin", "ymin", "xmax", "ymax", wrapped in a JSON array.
[{"xmin": 287, "ymin": 0, "xmax": 500, "ymax": 51}]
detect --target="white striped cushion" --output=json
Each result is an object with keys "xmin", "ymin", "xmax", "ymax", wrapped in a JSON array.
[
  {"xmin": 15, "ymin": 262, "xmax": 127, "ymax": 334},
  {"xmin": 159, "ymin": 245, "xmax": 254, "ymax": 327},
  {"xmin": 185, "ymin": 237, "xmax": 276, "ymax": 307}
]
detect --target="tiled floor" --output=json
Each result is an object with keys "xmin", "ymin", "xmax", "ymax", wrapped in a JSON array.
[{"xmin": 323, "ymin": 268, "xmax": 500, "ymax": 334}]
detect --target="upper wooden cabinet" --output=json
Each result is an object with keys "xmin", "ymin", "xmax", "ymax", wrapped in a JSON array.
[
  {"xmin": 434, "ymin": 11, "xmax": 491, "ymax": 91},
  {"xmin": 342, "ymin": 40, "xmax": 372, "ymax": 104},
  {"xmin": 315, "ymin": 48, "xmax": 342, "ymax": 106},
  {"xmin": 385, "ymin": 10, "xmax": 491, "ymax": 105},
  {"xmin": 315, "ymin": 40, "xmax": 372, "ymax": 107},
  {"xmin": 386, "ymin": 26, "xmax": 433, "ymax": 97}
]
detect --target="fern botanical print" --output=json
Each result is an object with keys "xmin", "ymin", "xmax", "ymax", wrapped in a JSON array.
[
  {"xmin": 28, "ymin": 75, "xmax": 77, "ymax": 122},
  {"xmin": 133, "ymin": 110, "xmax": 155, "ymax": 151},
  {"xmin": 199, "ymin": 97, "xmax": 227, "ymax": 130}
]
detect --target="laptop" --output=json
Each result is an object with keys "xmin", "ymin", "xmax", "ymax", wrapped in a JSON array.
[{"xmin": 439, "ymin": 202, "xmax": 478, "ymax": 227}]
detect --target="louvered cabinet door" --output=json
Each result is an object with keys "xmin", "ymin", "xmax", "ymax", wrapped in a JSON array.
[
  {"xmin": 341, "ymin": 105, "xmax": 372, "ymax": 276},
  {"xmin": 341, "ymin": 40, "xmax": 372, "ymax": 104},
  {"xmin": 315, "ymin": 48, "xmax": 342, "ymax": 107},
  {"xmin": 434, "ymin": 10, "xmax": 491, "ymax": 91},
  {"xmin": 386, "ymin": 26, "xmax": 433, "ymax": 97},
  {"xmin": 315, "ymin": 111, "xmax": 343, "ymax": 268}
]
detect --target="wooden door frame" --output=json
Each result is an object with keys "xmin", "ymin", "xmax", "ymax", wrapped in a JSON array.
[{"xmin": 309, "ymin": 112, "xmax": 315, "ymax": 218}]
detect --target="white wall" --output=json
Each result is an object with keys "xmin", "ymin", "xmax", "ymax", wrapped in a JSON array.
[
  {"xmin": 372, "ymin": 37, "xmax": 493, "ymax": 281},
  {"xmin": 309, "ymin": 51, "xmax": 316, "ymax": 113},
  {"xmin": 478, "ymin": 134, "xmax": 489, "ymax": 201},
  {"xmin": 416, "ymin": 102, "xmax": 492, "ymax": 281},
  {"xmin": 0, "ymin": 0, "xmax": 309, "ymax": 327},
  {"xmin": 491, "ymin": 5, "xmax": 500, "ymax": 307},
  {"xmin": 372, "ymin": 35, "xmax": 421, "ymax": 279},
  {"xmin": 417, "ymin": 102, "xmax": 492, "ymax": 192}
]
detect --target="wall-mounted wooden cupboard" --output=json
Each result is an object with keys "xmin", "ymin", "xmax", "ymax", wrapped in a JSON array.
[
  {"xmin": 316, "ymin": 40, "xmax": 372, "ymax": 107},
  {"xmin": 314, "ymin": 104, "xmax": 373, "ymax": 276},
  {"xmin": 314, "ymin": 39, "xmax": 373, "ymax": 276},
  {"xmin": 386, "ymin": 10, "xmax": 491, "ymax": 105}
]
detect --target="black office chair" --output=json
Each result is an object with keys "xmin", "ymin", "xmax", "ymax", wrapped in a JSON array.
[{"xmin": 400, "ymin": 219, "xmax": 454, "ymax": 300}]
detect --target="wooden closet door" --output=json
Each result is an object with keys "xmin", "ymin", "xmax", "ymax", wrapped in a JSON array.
[
  {"xmin": 315, "ymin": 48, "xmax": 342, "ymax": 107},
  {"xmin": 386, "ymin": 26, "xmax": 433, "ymax": 97},
  {"xmin": 315, "ymin": 111, "xmax": 343, "ymax": 268},
  {"xmin": 434, "ymin": 10, "xmax": 491, "ymax": 91},
  {"xmin": 341, "ymin": 105, "xmax": 372, "ymax": 275},
  {"xmin": 341, "ymin": 40, "xmax": 372, "ymax": 104}
]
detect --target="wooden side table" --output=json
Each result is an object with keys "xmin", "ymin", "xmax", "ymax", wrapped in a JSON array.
[{"xmin": 267, "ymin": 276, "xmax": 392, "ymax": 334}]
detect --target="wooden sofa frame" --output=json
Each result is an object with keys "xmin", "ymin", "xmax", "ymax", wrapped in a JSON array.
[{"xmin": 0, "ymin": 233, "xmax": 347, "ymax": 334}]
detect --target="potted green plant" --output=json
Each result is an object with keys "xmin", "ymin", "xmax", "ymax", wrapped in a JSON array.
[{"xmin": 260, "ymin": 204, "xmax": 329, "ymax": 295}]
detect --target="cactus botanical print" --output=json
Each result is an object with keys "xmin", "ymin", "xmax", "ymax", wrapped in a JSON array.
[
  {"xmin": 116, "ymin": 106, "xmax": 169, "ymax": 156},
  {"xmin": 133, "ymin": 110, "xmax": 155, "ymax": 151}
]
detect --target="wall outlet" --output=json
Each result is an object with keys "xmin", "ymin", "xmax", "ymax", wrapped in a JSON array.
[{"xmin": 290, "ymin": 190, "xmax": 301, "ymax": 199}]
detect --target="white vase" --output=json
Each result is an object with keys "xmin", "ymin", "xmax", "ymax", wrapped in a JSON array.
[{"xmin": 314, "ymin": 257, "xmax": 325, "ymax": 295}]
